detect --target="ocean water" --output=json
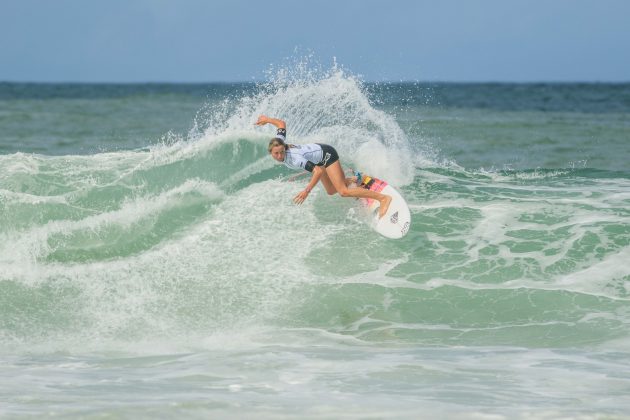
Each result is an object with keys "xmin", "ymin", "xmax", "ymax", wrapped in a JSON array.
[{"xmin": 1, "ymin": 69, "xmax": 630, "ymax": 419}]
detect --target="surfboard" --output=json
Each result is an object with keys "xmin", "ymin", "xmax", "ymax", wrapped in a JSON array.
[{"xmin": 354, "ymin": 174, "xmax": 411, "ymax": 239}]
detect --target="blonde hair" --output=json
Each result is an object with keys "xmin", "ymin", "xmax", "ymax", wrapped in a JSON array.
[{"xmin": 268, "ymin": 138, "xmax": 293, "ymax": 153}]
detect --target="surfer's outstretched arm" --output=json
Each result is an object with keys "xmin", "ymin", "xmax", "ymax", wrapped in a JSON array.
[
  {"xmin": 255, "ymin": 115, "xmax": 286, "ymax": 129},
  {"xmin": 293, "ymin": 166, "xmax": 324, "ymax": 205}
]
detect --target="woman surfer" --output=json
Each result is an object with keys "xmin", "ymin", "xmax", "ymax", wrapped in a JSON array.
[{"xmin": 256, "ymin": 115, "xmax": 391, "ymax": 218}]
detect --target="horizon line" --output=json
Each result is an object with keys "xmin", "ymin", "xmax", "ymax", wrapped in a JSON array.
[{"xmin": 2, "ymin": 79, "xmax": 630, "ymax": 85}]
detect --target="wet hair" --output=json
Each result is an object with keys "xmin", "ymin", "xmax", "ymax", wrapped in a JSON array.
[{"xmin": 268, "ymin": 138, "xmax": 294, "ymax": 152}]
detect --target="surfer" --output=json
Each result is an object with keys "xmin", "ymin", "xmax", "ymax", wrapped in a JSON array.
[{"xmin": 256, "ymin": 115, "xmax": 391, "ymax": 218}]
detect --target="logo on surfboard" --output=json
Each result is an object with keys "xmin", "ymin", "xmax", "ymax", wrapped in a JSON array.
[
  {"xmin": 390, "ymin": 211, "xmax": 399, "ymax": 224},
  {"xmin": 401, "ymin": 221, "xmax": 410, "ymax": 235}
]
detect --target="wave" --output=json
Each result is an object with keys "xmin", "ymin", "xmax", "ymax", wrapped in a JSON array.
[{"xmin": 2, "ymin": 67, "xmax": 630, "ymax": 354}]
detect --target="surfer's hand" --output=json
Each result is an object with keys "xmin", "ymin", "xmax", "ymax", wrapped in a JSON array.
[
  {"xmin": 293, "ymin": 189, "xmax": 309, "ymax": 205},
  {"xmin": 255, "ymin": 115, "xmax": 268, "ymax": 126}
]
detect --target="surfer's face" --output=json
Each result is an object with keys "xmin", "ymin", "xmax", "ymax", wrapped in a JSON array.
[{"xmin": 270, "ymin": 145, "xmax": 285, "ymax": 162}]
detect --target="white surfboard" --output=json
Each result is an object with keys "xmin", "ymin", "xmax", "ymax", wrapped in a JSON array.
[{"xmin": 355, "ymin": 174, "xmax": 411, "ymax": 239}]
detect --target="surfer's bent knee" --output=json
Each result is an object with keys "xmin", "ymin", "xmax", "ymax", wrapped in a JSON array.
[{"xmin": 338, "ymin": 188, "xmax": 351, "ymax": 197}]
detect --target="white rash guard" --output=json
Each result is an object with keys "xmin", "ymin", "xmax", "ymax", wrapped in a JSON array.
[{"xmin": 274, "ymin": 128, "xmax": 336, "ymax": 172}]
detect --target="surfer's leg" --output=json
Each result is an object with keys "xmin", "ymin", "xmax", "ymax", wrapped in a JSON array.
[
  {"xmin": 325, "ymin": 161, "xmax": 392, "ymax": 218},
  {"xmin": 319, "ymin": 170, "xmax": 338, "ymax": 195}
]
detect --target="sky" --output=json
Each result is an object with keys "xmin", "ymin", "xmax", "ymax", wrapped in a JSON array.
[{"xmin": 1, "ymin": 0, "xmax": 629, "ymax": 83}]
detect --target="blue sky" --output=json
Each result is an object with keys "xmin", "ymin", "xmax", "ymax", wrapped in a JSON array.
[{"xmin": 1, "ymin": 0, "xmax": 629, "ymax": 82}]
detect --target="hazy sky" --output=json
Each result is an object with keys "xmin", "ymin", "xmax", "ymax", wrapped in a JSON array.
[{"xmin": 1, "ymin": 0, "xmax": 629, "ymax": 82}]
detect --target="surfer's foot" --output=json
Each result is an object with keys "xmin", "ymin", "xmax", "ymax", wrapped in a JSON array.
[{"xmin": 378, "ymin": 195, "xmax": 392, "ymax": 218}]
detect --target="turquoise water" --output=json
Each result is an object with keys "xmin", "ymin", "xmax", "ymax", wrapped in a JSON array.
[{"xmin": 1, "ymin": 70, "xmax": 630, "ymax": 418}]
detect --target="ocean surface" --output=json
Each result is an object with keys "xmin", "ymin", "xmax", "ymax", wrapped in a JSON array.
[{"xmin": 1, "ymin": 69, "xmax": 630, "ymax": 419}]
